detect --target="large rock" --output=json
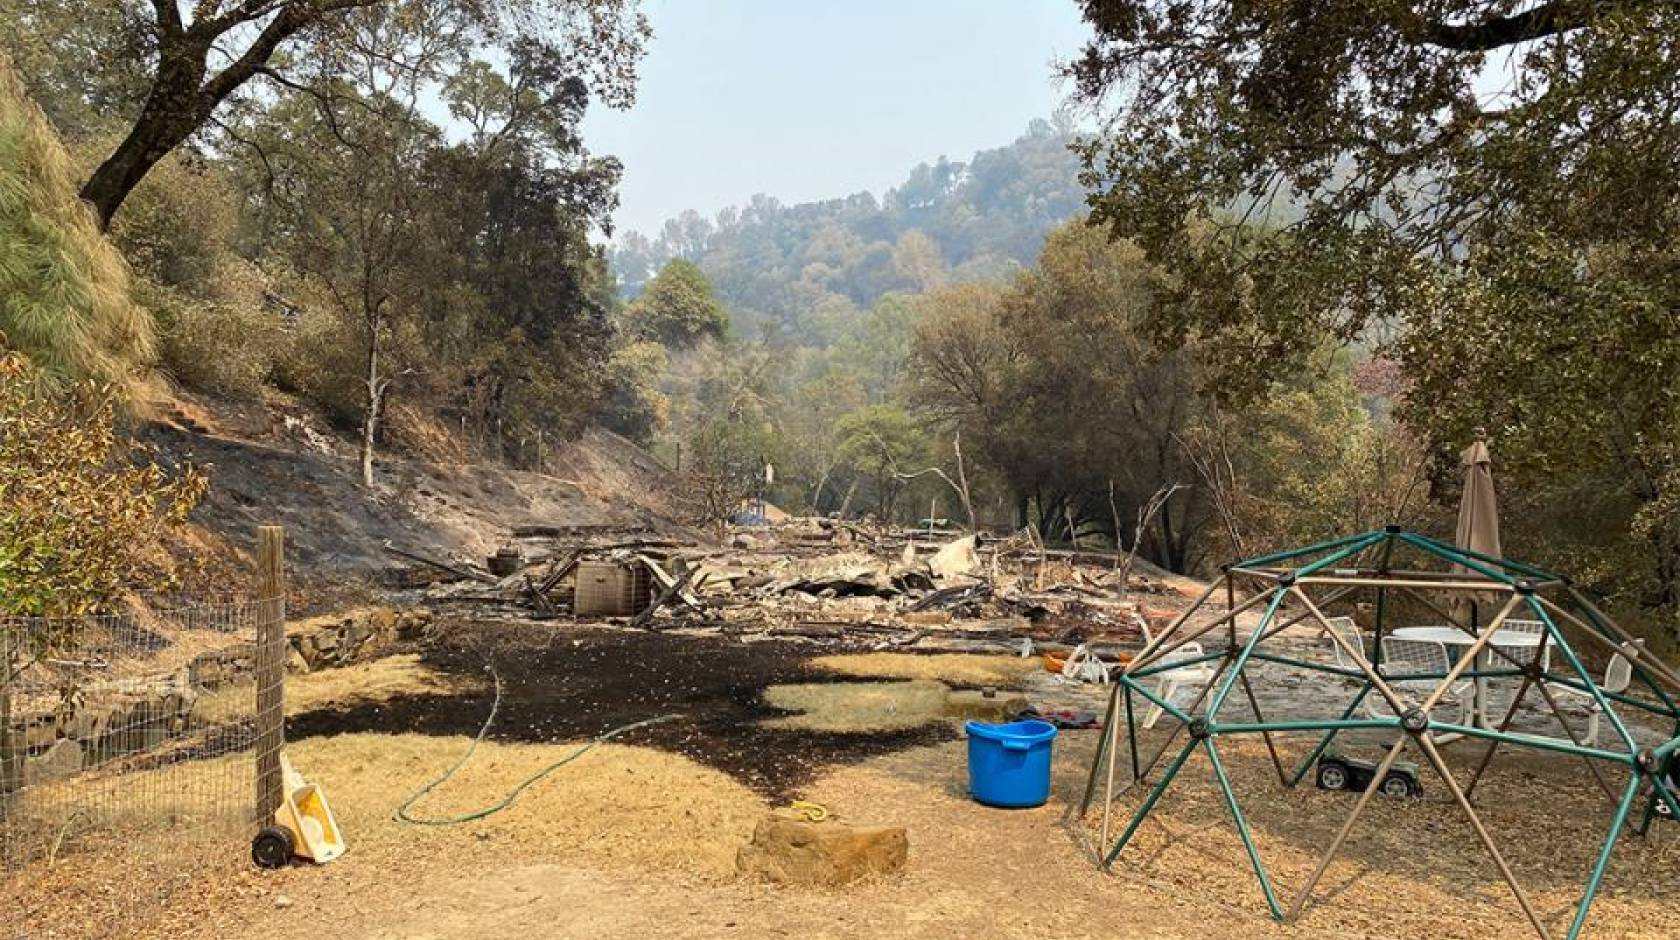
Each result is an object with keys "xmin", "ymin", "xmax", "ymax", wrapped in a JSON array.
[{"xmin": 736, "ymin": 815, "xmax": 908, "ymax": 886}]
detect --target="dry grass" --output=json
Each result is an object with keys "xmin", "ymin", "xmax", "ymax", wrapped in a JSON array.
[
  {"xmin": 286, "ymin": 654, "xmax": 466, "ymax": 713},
  {"xmin": 12, "ymin": 735, "xmax": 763, "ymax": 879},
  {"xmin": 797, "ymin": 734, "xmax": 1680, "ymax": 940},
  {"xmin": 284, "ymin": 733, "xmax": 765, "ymax": 876},
  {"xmin": 812, "ymin": 652, "xmax": 1037, "ymax": 688},
  {"xmin": 2, "ymin": 752, "xmax": 252, "ymax": 866},
  {"xmin": 761, "ymin": 680, "xmax": 951, "ymax": 732},
  {"xmin": 193, "ymin": 654, "xmax": 466, "ymax": 725},
  {"xmin": 7, "ymin": 732, "xmax": 768, "ymax": 940}
]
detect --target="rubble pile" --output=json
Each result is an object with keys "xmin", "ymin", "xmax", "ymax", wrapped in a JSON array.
[{"xmin": 390, "ymin": 518, "xmax": 1196, "ymax": 657}]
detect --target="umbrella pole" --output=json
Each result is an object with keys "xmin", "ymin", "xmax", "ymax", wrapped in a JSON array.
[{"xmin": 1472, "ymin": 601, "xmax": 1489, "ymax": 729}]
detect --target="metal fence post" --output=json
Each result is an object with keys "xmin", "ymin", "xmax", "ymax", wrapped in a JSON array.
[{"xmin": 254, "ymin": 526, "xmax": 286, "ymax": 824}]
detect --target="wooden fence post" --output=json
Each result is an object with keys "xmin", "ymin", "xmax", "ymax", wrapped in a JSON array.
[
  {"xmin": 0, "ymin": 624, "xmax": 18, "ymax": 801},
  {"xmin": 254, "ymin": 526, "xmax": 286, "ymax": 824}
]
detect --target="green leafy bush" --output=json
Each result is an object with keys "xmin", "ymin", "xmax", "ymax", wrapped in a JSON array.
[{"xmin": 600, "ymin": 338, "xmax": 669, "ymax": 444}]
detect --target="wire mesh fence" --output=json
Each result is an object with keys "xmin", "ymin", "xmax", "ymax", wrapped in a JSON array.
[{"xmin": 0, "ymin": 595, "xmax": 285, "ymax": 874}]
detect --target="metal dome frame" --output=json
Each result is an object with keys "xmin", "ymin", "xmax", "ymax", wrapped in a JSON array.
[{"xmin": 1077, "ymin": 526, "xmax": 1680, "ymax": 940}]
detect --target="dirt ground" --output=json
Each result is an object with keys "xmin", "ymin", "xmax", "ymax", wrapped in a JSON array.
[
  {"xmin": 12, "ymin": 630, "xmax": 1680, "ymax": 940},
  {"xmin": 22, "ymin": 731, "xmax": 1680, "ymax": 940},
  {"xmin": 147, "ymin": 390, "xmax": 692, "ymax": 608}
]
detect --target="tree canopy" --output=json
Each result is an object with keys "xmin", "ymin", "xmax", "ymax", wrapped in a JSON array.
[
  {"xmin": 1070, "ymin": 0, "xmax": 1680, "ymax": 622},
  {"xmin": 4, "ymin": 0, "xmax": 649, "ymax": 228},
  {"xmin": 623, "ymin": 259, "xmax": 729, "ymax": 350},
  {"xmin": 609, "ymin": 117, "xmax": 1088, "ymax": 343}
]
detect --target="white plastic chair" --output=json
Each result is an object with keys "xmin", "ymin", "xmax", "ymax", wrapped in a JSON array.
[
  {"xmin": 1142, "ymin": 642, "xmax": 1217, "ymax": 730},
  {"xmin": 1319, "ymin": 616, "xmax": 1386, "ymax": 718},
  {"xmin": 1371, "ymin": 636, "xmax": 1471, "ymax": 727},
  {"xmin": 1319, "ymin": 616, "xmax": 1368, "ymax": 672},
  {"xmin": 1553, "ymin": 640, "xmax": 1641, "ymax": 747},
  {"xmin": 1500, "ymin": 619, "xmax": 1552, "ymax": 671},
  {"xmin": 1060, "ymin": 643, "xmax": 1110, "ymax": 685}
]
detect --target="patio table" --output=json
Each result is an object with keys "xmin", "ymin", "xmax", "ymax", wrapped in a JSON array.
[{"xmin": 1389, "ymin": 625, "xmax": 1542, "ymax": 729}]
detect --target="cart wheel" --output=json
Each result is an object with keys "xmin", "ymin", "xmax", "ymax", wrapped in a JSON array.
[
  {"xmin": 1316, "ymin": 761, "xmax": 1350, "ymax": 791},
  {"xmin": 251, "ymin": 826, "xmax": 295, "ymax": 869},
  {"xmin": 1379, "ymin": 774, "xmax": 1415, "ymax": 800}
]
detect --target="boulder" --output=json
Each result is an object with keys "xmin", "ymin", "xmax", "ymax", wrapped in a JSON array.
[
  {"xmin": 394, "ymin": 608, "xmax": 432, "ymax": 641},
  {"xmin": 286, "ymin": 646, "xmax": 311, "ymax": 675},
  {"xmin": 736, "ymin": 815, "xmax": 907, "ymax": 886}
]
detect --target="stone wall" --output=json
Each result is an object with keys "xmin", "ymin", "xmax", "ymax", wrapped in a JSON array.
[
  {"xmin": 285, "ymin": 606, "xmax": 432, "ymax": 673},
  {"xmin": 11, "ymin": 606, "xmax": 432, "ymax": 784}
]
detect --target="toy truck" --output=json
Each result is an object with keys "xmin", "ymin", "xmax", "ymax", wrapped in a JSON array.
[{"xmin": 1315, "ymin": 750, "xmax": 1422, "ymax": 799}]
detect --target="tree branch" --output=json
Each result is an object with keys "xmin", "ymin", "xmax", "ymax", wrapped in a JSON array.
[
  {"xmin": 1414, "ymin": 1, "xmax": 1598, "ymax": 52},
  {"xmin": 153, "ymin": 0, "xmax": 185, "ymax": 37}
]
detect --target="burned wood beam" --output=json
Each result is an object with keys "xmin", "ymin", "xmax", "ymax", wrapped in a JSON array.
[
  {"xmin": 630, "ymin": 564, "xmax": 700, "ymax": 629},
  {"xmin": 537, "ymin": 550, "xmax": 581, "ymax": 595},
  {"xmin": 382, "ymin": 541, "xmax": 497, "ymax": 584}
]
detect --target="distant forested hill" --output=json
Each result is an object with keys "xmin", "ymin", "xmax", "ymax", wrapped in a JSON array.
[{"xmin": 608, "ymin": 116, "xmax": 1086, "ymax": 343}]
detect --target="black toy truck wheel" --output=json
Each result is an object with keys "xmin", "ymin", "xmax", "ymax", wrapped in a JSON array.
[
  {"xmin": 1379, "ymin": 773, "xmax": 1416, "ymax": 800},
  {"xmin": 251, "ymin": 826, "xmax": 295, "ymax": 869},
  {"xmin": 1317, "ymin": 759, "xmax": 1350, "ymax": 791}
]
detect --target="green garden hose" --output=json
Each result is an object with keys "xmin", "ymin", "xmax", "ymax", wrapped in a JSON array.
[{"xmin": 394, "ymin": 661, "xmax": 681, "ymax": 826}]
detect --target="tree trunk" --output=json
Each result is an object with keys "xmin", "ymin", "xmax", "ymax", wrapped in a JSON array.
[
  {"xmin": 811, "ymin": 464, "xmax": 834, "ymax": 514},
  {"xmin": 1649, "ymin": 526, "xmax": 1680, "ymax": 642},
  {"xmin": 1157, "ymin": 503, "xmax": 1185, "ymax": 573},
  {"xmin": 837, "ymin": 478, "xmax": 859, "ymax": 519},
  {"xmin": 360, "ymin": 317, "xmax": 384, "ymax": 488},
  {"xmin": 80, "ymin": 33, "xmax": 217, "ymax": 227},
  {"xmin": 80, "ymin": 4, "xmax": 317, "ymax": 228}
]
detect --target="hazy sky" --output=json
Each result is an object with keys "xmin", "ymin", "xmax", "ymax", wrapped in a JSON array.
[{"xmin": 582, "ymin": 1, "xmax": 1092, "ymax": 239}]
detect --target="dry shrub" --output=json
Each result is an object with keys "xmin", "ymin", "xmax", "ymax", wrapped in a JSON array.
[
  {"xmin": 0, "ymin": 54, "xmax": 151, "ymax": 391},
  {"xmin": 107, "ymin": 149, "xmax": 239, "ymax": 291},
  {"xmin": 0, "ymin": 350, "xmax": 204, "ymax": 616},
  {"xmin": 272, "ymin": 299, "xmax": 429, "ymax": 433},
  {"xmin": 270, "ymin": 304, "xmax": 367, "ymax": 427},
  {"xmin": 152, "ymin": 260, "xmax": 282, "ymax": 399}
]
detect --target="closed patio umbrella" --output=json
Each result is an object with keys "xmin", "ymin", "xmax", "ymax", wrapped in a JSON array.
[
  {"xmin": 1455, "ymin": 432, "xmax": 1502, "ymax": 568},
  {"xmin": 1454, "ymin": 430, "xmax": 1503, "ymax": 726}
]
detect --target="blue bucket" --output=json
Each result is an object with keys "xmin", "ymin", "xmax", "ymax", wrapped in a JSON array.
[{"xmin": 965, "ymin": 719, "xmax": 1058, "ymax": 808}]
